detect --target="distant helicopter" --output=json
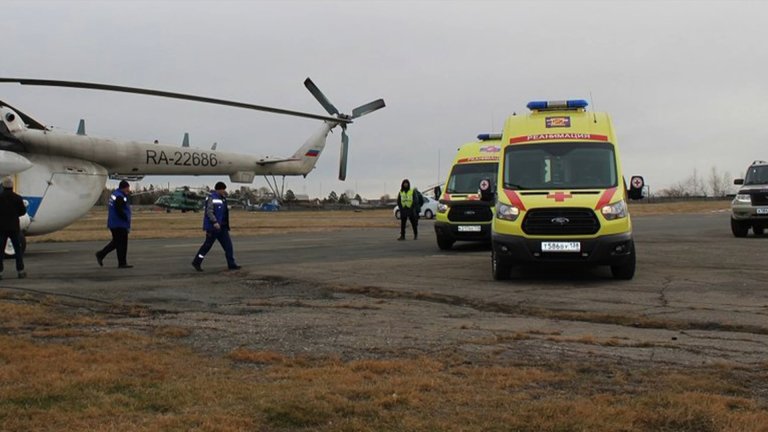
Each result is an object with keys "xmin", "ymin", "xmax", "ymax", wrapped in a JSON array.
[
  {"xmin": 154, "ymin": 186, "xmax": 205, "ymax": 213},
  {"xmin": 0, "ymin": 77, "xmax": 385, "ymax": 255}
]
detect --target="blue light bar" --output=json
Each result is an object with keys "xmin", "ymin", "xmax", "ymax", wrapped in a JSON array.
[
  {"xmin": 526, "ymin": 99, "xmax": 589, "ymax": 111},
  {"xmin": 477, "ymin": 133, "xmax": 502, "ymax": 141}
]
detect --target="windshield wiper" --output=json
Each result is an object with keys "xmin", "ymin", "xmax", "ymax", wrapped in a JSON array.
[{"xmin": 504, "ymin": 183, "xmax": 526, "ymax": 190}]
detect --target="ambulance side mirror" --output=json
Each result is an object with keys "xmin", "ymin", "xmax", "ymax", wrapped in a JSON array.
[
  {"xmin": 479, "ymin": 178, "xmax": 494, "ymax": 202},
  {"xmin": 627, "ymin": 176, "xmax": 645, "ymax": 200},
  {"xmin": 734, "ymin": 178, "xmax": 744, "ymax": 185}
]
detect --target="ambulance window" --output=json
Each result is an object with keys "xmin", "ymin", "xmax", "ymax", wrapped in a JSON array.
[
  {"xmin": 504, "ymin": 142, "xmax": 617, "ymax": 190},
  {"xmin": 446, "ymin": 163, "xmax": 499, "ymax": 193}
]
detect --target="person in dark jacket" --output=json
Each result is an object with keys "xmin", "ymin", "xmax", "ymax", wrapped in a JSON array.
[
  {"xmin": 397, "ymin": 178, "xmax": 423, "ymax": 240},
  {"xmin": 96, "ymin": 180, "xmax": 133, "ymax": 268},
  {"xmin": 0, "ymin": 177, "xmax": 27, "ymax": 279},
  {"xmin": 191, "ymin": 181, "xmax": 241, "ymax": 271}
]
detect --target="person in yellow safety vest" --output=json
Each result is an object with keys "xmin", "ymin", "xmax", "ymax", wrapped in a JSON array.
[{"xmin": 397, "ymin": 178, "xmax": 423, "ymax": 240}]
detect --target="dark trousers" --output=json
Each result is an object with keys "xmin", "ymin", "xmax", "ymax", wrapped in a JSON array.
[
  {"xmin": 400, "ymin": 207, "xmax": 418, "ymax": 238},
  {"xmin": 98, "ymin": 228, "xmax": 129, "ymax": 266},
  {"xmin": 0, "ymin": 230, "xmax": 24, "ymax": 272},
  {"xmin": 193, "ymin": 229, "xmax": 236, "ymax": 268}
]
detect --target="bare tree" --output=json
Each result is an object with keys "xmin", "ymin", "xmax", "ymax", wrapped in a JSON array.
[
  {"xmin": 689, "ymin": 168, "xmax": 706, "ymax": 197},
  {"xmin": 708, "ymin": 166, "xmax": 731, "ymax": 197}
]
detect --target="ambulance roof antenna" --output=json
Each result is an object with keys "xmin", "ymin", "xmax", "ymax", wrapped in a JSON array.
[{"xmin": 590, "ymin": 91, "xmax": 598, "ymax": 124}]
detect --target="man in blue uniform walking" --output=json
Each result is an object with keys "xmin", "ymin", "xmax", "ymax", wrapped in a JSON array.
[
  {"xmin": 192, "ymin": 181, "xmax": 241, "ymax": 271},
  {"xmin": 96, "ymin": 180, "xmax": 132, "ymax": 268}
]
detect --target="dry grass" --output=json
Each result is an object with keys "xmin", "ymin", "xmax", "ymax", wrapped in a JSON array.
[
  {"xmin": 30, "ymin": 208, "xmax": 398, "ymax": 243},
  {"xmin": 2, "ymin": 300, "xmax": 768, "ymax": 431},
  {"xmin": 628, "ymin": 199, "xmax": 730, "ymax": 216},
  {"xmin": 30, "ymin": 200, "xmax": 729, "ymax": 243}
]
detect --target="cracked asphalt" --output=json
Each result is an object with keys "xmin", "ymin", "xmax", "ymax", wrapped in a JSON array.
[{"xmin": 3, "ymin": 210, "xmax": 768, "ymax": 367}]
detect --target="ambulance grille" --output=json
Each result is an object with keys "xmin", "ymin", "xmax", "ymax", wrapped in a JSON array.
[
  {"xmin": 522, "ymin": 208, "xmax": 600, "ymax": 235},
  {"xmin": 448, "ymin": 205, "xmax": 493, "ymax": 222}
]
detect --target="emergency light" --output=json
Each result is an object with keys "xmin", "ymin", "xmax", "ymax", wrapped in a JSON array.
[
  {"xmin": 477, "ymin": 133, "xmax": 502, "ymax": 141},
  {"xmin": 527, "ymin": 100, "xmax": 589, "ymax": 111}
]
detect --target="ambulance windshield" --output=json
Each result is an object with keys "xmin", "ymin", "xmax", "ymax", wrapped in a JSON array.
[
  {"xmin": 447, "ymin": 162, "xmax": 498, "ymax": 194},
  {"xmin": 744, "ymin": 166, "xmax": 768, "ymax": 185},
  {"xmin": 503, "ymin": 142, "xmax": 617, "ymax": 190}
]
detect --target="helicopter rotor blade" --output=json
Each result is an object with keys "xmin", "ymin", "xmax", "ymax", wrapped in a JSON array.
[
  {"xmin": 303, "ymin": 78, "xmax": 340, "ymax": 116},
  {"xmin": 0, "ymin": 78, "xmax": 350, "ymax": 124},
  {"xmin": 339, "ymin": 128, "xmax": 349, "ymax": 181},
  {"xmin": 352, "ymin": 99, "xmax": 386, "ymax": 119}
]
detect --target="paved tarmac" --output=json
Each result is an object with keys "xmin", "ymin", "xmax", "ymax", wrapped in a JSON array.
[{"xmin": 3, "ymin": 211, "xmax": 768, "ymax": 367}]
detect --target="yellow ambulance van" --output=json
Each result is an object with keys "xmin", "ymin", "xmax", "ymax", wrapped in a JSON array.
[
  {"xmin": 434, "ymin": 134, "xmax": 500, "ymax": 250},
  {"xmin": 491, "ymin": 100, "xmax": 644, "ymax": 280}
]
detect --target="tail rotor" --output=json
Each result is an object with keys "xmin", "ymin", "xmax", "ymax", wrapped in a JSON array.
[{"xmin": 304, "ymin": 78, "xmax": 385, "ymax": 180}]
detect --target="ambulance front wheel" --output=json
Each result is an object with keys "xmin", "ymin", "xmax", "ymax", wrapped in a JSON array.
[
  {"xmin": 491, "ymin": 247, "xmax": 511, "ymax": 281},
  {"xmin": 610, "ymin": 242, "xmax": 636, "ymax": 280},
  {"xmin": 436, "ymin": 234, "xmax": 454, "ymax": 250}
]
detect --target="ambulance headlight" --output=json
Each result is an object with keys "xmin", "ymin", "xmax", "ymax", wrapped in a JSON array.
[
  {"xmin": 734, "ymin": 194, "xmax": 751, "ymax": 204},
  {"xmin": 496, "ymin": 202, "xmax": 520, "ymax": 221},
  {"xmin": 437, "ymin": 203, "xmax": 449, "ymax": 214},
  {"xmin": 601, "ymin": 200, "xmax": 627, "ymax": 220}
]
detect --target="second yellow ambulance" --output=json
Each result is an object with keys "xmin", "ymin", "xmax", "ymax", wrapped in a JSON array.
[{"xmin": 434, "ymin": 135, "xmax": 500, "ymax": 250}]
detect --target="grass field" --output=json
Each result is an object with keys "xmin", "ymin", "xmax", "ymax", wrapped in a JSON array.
[
  {"xmin": 2, "ymin": 300, "xmax": 768, "ymax": 432},
  {"xmin": 7, "ymin": 200, "xmax": 763, "ymax": 432}
]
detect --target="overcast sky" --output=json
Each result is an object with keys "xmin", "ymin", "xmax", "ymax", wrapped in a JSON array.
[{"xmin": 4, "ymin": 0, "xmax": 767, "ymax": 198}]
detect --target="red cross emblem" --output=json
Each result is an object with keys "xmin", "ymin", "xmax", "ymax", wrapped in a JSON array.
[{"xmin": 547, "ymin": 192, "xmax": 573, "ymax": 202}]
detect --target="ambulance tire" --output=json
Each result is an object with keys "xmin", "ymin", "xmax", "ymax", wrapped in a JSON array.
[
  {"xmin": 3, "ymin": 233, "xmax": 26, "ymax": 259},
  {"xmin": 610, "ymin": 242, "xmax": 636, "ymax": 280},
  {"xmin": 730, "ymin": 218, "xmax": 749, "ymax": 238},
  {"xmin": 491, "ymin": 247, "xmax": 511, "ymax": 281},
  {"xmin": 436, "ymin": 234, "xmax": 454, "ymax": 250},
  {"xmin": 753, "ymin": 226, "xmax": 764, "ymax": 236}
]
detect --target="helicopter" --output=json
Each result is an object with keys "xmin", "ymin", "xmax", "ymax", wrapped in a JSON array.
[
  {"xmin": 0, "ymin": 77, "xmax": 385, "ymax": 255},
  {"xmin": 154, "ymin": 186, "xmax": 205, "ymax": 213}
]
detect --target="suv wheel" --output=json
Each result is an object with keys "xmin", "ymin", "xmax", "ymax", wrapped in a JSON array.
[
  {"xmin": 395, "ymin": 209, "xmax": 401, "ymax": 220},
  {"xmin": 491, "ymin": 247, "xmax": 511, "ymax": 280},
  {"xmin": 731, "ymin": 218, "xmax": 749, "ymax": 237},
  {"xmin": 424, "ymin": 209, "xmax": 434, "ymax": 219}
]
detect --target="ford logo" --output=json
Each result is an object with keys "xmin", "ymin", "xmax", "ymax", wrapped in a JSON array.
[{"xmin": 551, "ymin": 217, "xmax": 570, "ymax": 225}]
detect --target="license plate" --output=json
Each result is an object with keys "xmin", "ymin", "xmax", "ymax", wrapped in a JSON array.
[
  {"xmin": 758, "ymin": 208, "xmax": 768, "ymax": 214},
  {"xmin": 541, "ymin": 241, "xmax": 581, "ymax": 252},
  {"xmin": 458, "ymin": 225, "xmax": 482, "ymax": 232}
]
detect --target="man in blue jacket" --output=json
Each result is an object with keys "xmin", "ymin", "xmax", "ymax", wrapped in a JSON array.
[
  {"xmin": 192, "ymin": 181, "xmax": 241, "ymax": 271},
  {"xmin": 96, "ymin": 180, "xmax": 133, "ymax": 268},
  {"xmin": 0, "ymin": 177, "xmax": 28, "ymax": 279}
]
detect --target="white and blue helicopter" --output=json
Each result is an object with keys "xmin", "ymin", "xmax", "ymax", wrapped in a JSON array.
[{"xmin": 0, "ymin": 78, "xmax": 385, "ymax": 255}]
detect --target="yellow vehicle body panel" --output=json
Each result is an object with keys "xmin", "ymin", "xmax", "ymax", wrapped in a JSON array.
[
  {"xmin": 493, "ymin": 109, "xmax": 631, "ymax": 238},
  {"xmin": 434, "ymin": 139, "xmax": 500, "ymax": 249},
  {"xmin": 490, "ymin": 102, "xmax": 637, "ymax": 280}
]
